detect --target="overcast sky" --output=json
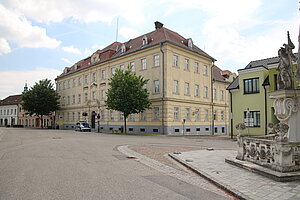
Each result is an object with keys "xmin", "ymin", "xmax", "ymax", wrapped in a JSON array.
[{"xmin": 0, "ymin": 0, "xmax": 299, "ymax": 99}]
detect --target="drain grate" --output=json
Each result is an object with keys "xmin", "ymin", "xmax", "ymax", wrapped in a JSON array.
[{"xmin": 52, "ymin": 137, "xmax": 62, "ymax": 139}]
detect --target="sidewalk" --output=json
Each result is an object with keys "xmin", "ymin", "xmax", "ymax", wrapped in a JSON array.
[{"xmin": 169, "ymin": 150, "xmax": 300, "ymax": 200}]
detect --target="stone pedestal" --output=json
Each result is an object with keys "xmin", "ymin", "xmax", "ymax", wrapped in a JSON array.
[{"xmin": 269, "ymin": 89, "xmax": 300, "ymax": 142}]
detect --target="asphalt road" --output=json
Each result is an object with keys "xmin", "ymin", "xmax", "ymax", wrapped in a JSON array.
[{"xmin": 0, "ymin": 128, "xmax": 236, "ymax": 200}]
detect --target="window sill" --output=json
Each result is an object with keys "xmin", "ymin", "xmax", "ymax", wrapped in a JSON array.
[{"xmin": 243, "ymin": 92, "xmax": 260, "ymax": 95}]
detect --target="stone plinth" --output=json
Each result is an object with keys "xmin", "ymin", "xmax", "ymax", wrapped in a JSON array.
[
  {"xmin": 236, "ymin": 135, "xmax": 300, "ymax": 172},
  {"xmin": 269, "ymin": 89, "xmax": 300, "ymax": 142}
]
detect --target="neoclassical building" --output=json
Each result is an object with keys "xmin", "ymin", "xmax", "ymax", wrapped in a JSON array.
[{"xmin": 56, "ymin": 21, "xmax": 233, "ymax": 135}]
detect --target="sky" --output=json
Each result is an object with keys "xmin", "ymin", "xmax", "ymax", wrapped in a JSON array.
[{"xmin": 0, "ymin": 0, "xmax": 299, "ymax": 99}]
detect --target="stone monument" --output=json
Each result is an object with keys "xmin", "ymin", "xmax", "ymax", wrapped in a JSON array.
[{"xmin": 234, "ymin": 30, "xmax": 300, "ymax": 174}]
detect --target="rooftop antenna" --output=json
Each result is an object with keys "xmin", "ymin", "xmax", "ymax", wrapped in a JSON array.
[{"xmin": 116, "ymin": 17, "xmax": 119, "ymax": 42}]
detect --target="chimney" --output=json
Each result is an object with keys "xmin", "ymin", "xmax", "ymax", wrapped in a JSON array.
[{"xmin": 154, "ymin": 21, "xmax": 164, "ymax": 29}]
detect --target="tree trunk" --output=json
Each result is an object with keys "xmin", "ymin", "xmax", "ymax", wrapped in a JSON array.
[{"xmin": 124, "ymin": 112, "xmax": 127, "ymax": 134}]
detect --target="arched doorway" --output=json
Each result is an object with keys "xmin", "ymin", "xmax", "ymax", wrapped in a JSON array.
[{"xmin": 4, "ymin": 119, "xmax": 8, "ymax": 126}]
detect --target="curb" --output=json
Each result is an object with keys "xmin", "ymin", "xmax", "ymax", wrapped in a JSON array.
[{"xmin": 168, "ymin": 153, "xmax": 251, "ymax": 200}]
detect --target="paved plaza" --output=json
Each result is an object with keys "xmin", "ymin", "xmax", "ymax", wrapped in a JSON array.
[{"xmin": 169, "ymin": 150, "xmax": 300, "ymax": 200}]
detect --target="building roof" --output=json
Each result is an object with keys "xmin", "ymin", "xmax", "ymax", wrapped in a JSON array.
[
  {"xmin": 212, "ymin": 65, "xmax": 232, "ymax": 82},
  {"xmin": 226, "ymin": 76, "xmax": 239, "ymax": 90},
  {"xmin": 58, "ymin": 21, "xmax": 215, "ymax": 78},
  {"xmin": 0, "ymin": 94, "xmax": 22, "ymax": 106},
  {"xmin": 244, "ymin": 53, "xmax": 298, "ymax": 70}
]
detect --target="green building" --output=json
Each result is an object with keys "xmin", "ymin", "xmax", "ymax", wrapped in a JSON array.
[{"xmin": 227, "ymin": 55, "xmax": 298, "ymax": 136}]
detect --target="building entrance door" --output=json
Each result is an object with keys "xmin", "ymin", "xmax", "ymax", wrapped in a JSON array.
[{"xmin": 91, "ymin": 111, "xmax": 96, "ymax": 129}]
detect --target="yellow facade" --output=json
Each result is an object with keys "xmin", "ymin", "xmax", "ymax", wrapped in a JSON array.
[{"xmin": 56, "ymin": 24, "xmax": 231, "ymax": 135}]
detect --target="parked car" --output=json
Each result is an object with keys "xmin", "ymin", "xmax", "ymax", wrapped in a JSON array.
[{"xmin": 75, "ymin": 121, "xmax": 91, "ymax": 132}]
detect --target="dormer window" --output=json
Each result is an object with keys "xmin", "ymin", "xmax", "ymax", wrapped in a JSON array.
[
  {"xmin": 142, "ymin": 35, "xmax": 148, "ymax": 46},
  {"xmin": 121, "ymin": 44, "xmax": 126, "ymax": 53},
  {"xmin": 188, "ymin": 38, "xmax": 193, "ymax": 49}
]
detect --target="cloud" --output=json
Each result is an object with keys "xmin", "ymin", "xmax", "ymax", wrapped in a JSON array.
[
  {"xmin": 119, "ymin": 27, "xmax": 139, "ymax": 40},
  {"xmin": 0, "ymin": 38, "xmax": 11, "ymax": 55},
  {"xmin": 0, "ymin": 68, "xmax": 61, "ymax": 100},
  {"xmin": 61, "ymin": 58, "xmax": 72, "ymax": 64},
  {"xmin": 62, "ymin": 45, "xmax": 81, "ymax": 54},
  {"xmin": 4, "ymin": 0, "xmax": 145, "ymax": 24},
  {"xmin": 0, "ymin": 4, "xmax": 61, "ymax": 54}
]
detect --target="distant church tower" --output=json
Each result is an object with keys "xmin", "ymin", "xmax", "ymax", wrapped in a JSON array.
[{"xmin": 23, "ymin": 82, "xmax": 28, "ymax": 92}]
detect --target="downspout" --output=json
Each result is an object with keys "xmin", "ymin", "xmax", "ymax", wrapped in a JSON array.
[
  {"xmin": 229, "ymin": 90, "xmax": 233, "ymax": 139},
  {"xmin": 160, "ymin": 42, "xmax": 165, "ymax": 134},
  {"xmin": 211, "ymin": 62, "xmax": 215, "ymax": 135}
]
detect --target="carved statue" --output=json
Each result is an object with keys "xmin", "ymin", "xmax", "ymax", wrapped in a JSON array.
[
  {"xmin": 277, "ymin": 31, "xmax": 297, "ymax": 90},
  {"xmin": 297, "ymin": 26, "xmax": 300, "ymax": 83}
]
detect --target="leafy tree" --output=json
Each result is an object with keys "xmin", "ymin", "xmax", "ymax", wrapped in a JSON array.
[
  {"xmin": 22, "ymin": 79, "xmax": 60, "ymax": 128},
  {"xmin": 105, "ymin": 68, "xmax": 151, "ymax": 134}
]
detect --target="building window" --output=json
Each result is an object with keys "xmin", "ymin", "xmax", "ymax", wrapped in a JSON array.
[
  {"xmin": 194, "ymin": 62, "xmax": 199, "ymax": 73},
  {"xmin": 244, "ymin": 78, "xmax": 259, "ymax": 94},
  {"xmin": 203, "ymin": 65, "xmax": 208, "ymax": 75},
  {"xmin": 154, "ymin": 55, "xmax": 159, "ymax": 67},
  {"xmin": 173, "ymin": 80, "xmax": 179, "ymax": 94},
  {"xmin": 129, "ymin": 113, "xmax": 135, "ymax": 121},
  {"xmin": 205, "ymin": 109, "xmax": 209, "ymax": 121},
  {"xmin": 173, "ymin": 55, "xmax": 178, "ymax": 67},
  {"xmin": 174, "ymin": 107, "xmax": 179, "ymax": 120},
  {"xmin": 222, "ymin": 127, "xmax": 225, "ymax": 133},
  {"xmin": 84, "ymin": 93, "xmax": 88, "ymax": 102},
  {"xmin": 184, "ymin": 82, "xmax": 190, "ymax": 95},
  {"xmin": 130, "ymin": 62, "xmax": 135, "ymax": 72},
  {"xmin": 185, "ymin": 108, "xmax": 190, "ymax": 120},
  {"xmin": 154, "ymin": 80, "xmax": 160, "ymax": 93},
  {"xmin": 72, "ymin": 79, "xmax": 76, "ymax": 87},
  {"xmin": 111, "ymin": 67, "xmax": 116, "ymax": 76},
  {"xmin": 141, "ymin": 58, "xmax": 147, "ymax": 70},
  {"xmin": 67, "ymin": 80, "xmax": 70, "ymax": 88},
  {"xmin": 93, "ymin": 72, "xmax": 97, "ymax": 82},
  {"xmin": 78, "ymin": 112, "xmax": 81, "ymax": 121},
  {"xmin": 195, "ymin": 109, "xmax": 200, "ymax": 121},
  {"xmin": 62, "ymin": 97, "xmax": 65, "ymax": 106},
  {"xmin": 101, "ymin": 70, "xmax": 106, "ymax": 80},
  {"xmin": 220, "ymin": 111, "xmax": 224, "ymax": 121},
  {"xmin": 142, "ymin": 36, "xmax": 148, "ymax": 45},
  {"xmin": 110, "ymin": 110, "xmax": 114, "ymax": 121},
  {"xmin": 120, "ymin": 112, "xmax": 124, "ymax": 120},
  {"xmin": 72, "ymin": 95, "xmax": 75, "ymax": 104},
  {"xmin": 154, "ymin": 107, "xmax": 159, "ymax": 120},
  {"xmin": 67, "ymin": 96, "xmax": 70, "ymax": 105},
  {"xmin": 78, "ymin": 77, "xmax": 82, "ymax": 86},
  {"xmin": 78, "ymin": 94, "xmax": 81, "ymax": 104},
  {"xmin": 195, "ymin": 85, "xmax": 199, "ymax": 97},
  {"xmin": 244, "ymin": 110, "xmax": 261, "ymax": 127},
  {"xmin": 184, "ymin": 59, "xmax": 189, "ymax": 70},
  {"xmin": 101, "ymin": 90, "xmax": 105, "ymax": 100},
  {"xmin": 92, "ymin": 91, "xmax": 96, "ymax": 101},
  {"xmin": 213, "ymin": 88, "xmax": 217, "ymax": 100},
  {"xmin": 204, "ymin": 86, "xmax": 208, "ymax": 98},
  {"xmin": 220, "ymin": 90, "xmax": 224, "ymax": 101},
  {"xmin": 215, "ymin": 127, "xmax": 218, "ymax": 133},
  {"xmin": 121, "ymin": 44, "xmax": 126, "ymax": 53},
  {"xmin": 120, "ymin": 65, "xmax": 125, "ymax": 71},
  {"xmin": 84, "ymin": 74, "xmax": 89, "ymax": 84},
  {"xmin": 141, "ymin": 111, "xmax": 146, "ymax": 121}
]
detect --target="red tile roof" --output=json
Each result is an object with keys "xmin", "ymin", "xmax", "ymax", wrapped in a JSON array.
[
  {"xmin": 58, "ymin": 22, "xmax": 215, "ymax": 77},
  {"xmin": 212, "ymin": 65, "xmax": 232, "ymax": 82},
  {"xmin": 0, "ymin": 94, "xmax": 22, "ymax": 106}
]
